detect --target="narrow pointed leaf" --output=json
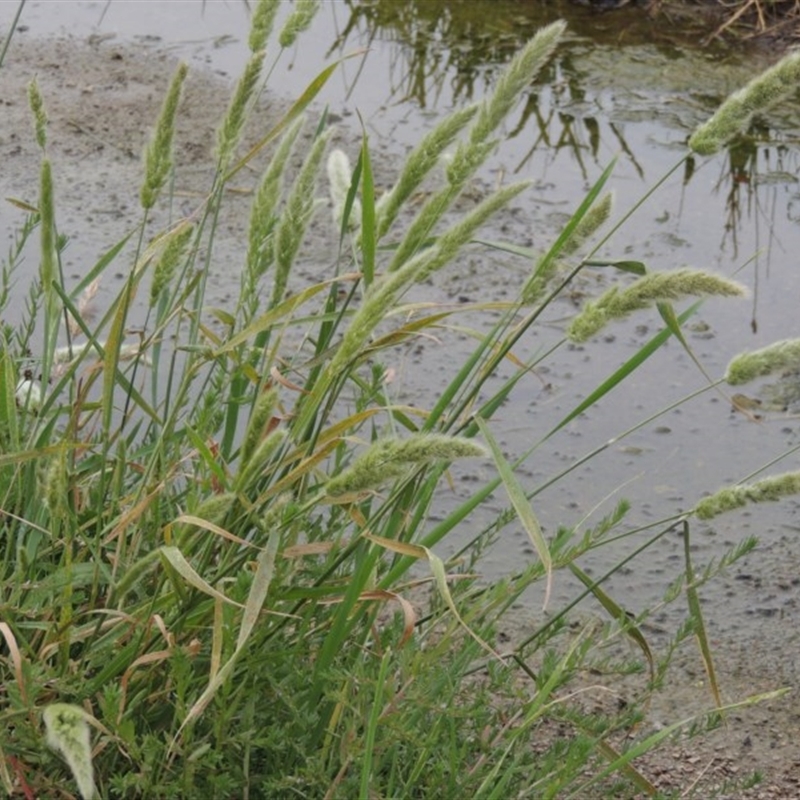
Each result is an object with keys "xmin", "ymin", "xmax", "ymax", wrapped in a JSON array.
[{"xmin": 476, "ymin": 416, "xmax": 552, "ymax": 608}]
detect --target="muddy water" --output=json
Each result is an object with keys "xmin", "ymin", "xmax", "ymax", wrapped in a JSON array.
[{"xmin": 2, "ymin": 2, "xmax": 800, "ymax": 656}]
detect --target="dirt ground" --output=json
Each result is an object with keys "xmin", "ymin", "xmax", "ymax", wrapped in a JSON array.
[{"xmin": 2, "ymin": 28, "xmax": 799, "ymax": 800}]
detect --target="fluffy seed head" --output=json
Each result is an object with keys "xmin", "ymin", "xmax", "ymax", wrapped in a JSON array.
[
  {"xmin": 249, "ymin": 0, "xmax": 280, "ymax": 53},
  {"xmin": 567, "ymin": 269, "xmax": 745, "ymax": 343},
  {"xmin": 326, "ymin": 434, "xmax": 485, "ymax": 498},
  {"xmin": 217, "ymin": 51, "xmax": 265, "ymax": 169},
  {"xmin": 523, "ymin": 192, "xmax": 614, "ymax": 305},
  {"xmin": 327, "ymin": 148, "xmax": 361, "ymax": 232},
  {"xmin": 375, "ymin": 104, "xmax": 477, "ymax": 240},
  {"xmin": 470, "ymin": 20, "xmax": 566, "ymax": 148},
  {"xmin": 149, "ymin": 222, "xmax": 194, "ymax": 306},
  {"xmin": 273, "ymin": 127, "xmax": 331, "ymax": 305},
  {"xmin": 725, "ymin": 339, "xmax": 800, "ymax": 386},
  {"xmin": 28, "ymin": 78, "xmax": 48, "ymax": 150},
  {"xmin": 689, "ymin": 51, "xmax": 800, "ymax": 156},
  {"xmin": 695, "ymin": 471, "xmax": 800, "ymax": 520},
  {"xmin": 140, "ymin": 63, "xmax": 188, "ymax": 210},
  {"xmin": 246, "ymin": 116, "xmax": 305, "ymax": 282},
  {"xmin": 15, "ymin": 379, "xmax": 42, "ymax": 413},
  {"xmin": 241, "ymin": 388, "xmax": 279, "ymax": 467},
  {"xmin": 43, "ymin": 704, "xmax": 96, "ymax": 800},
  {"xmin": 278, "ymin": 0, "xmax": 319, "ymax": 48}
]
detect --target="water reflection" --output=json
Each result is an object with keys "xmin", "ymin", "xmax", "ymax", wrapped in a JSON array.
[
  {"xmin": 329, "ymin": 0, "xmax": 799, "ymax": 333},
  {"xmin": 333, "ymin": 0, "xmax": 541, "ymax": 108}
]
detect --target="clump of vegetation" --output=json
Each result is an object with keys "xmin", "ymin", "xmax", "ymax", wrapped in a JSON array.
[
  {"xmin": 0, "ymin": 1, "xmax": 796, "ymax": 797},
  {"xmin": 654, "ymin": 0, "xmax": 800, "ymax": 44}
]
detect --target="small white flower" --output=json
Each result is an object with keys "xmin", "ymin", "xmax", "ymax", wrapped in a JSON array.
[
  {"xmin": 327, "ymin": 148, "xmax": 361, "ymax": 231},
  {"xmin": 52, "ymin": 341, "xmax": 150, "ymax": 374},
  {"xmin": 53, "ymin": 343, "xmax": 87, "ymax": 365},
  {"xmin": 15, "ymin": 379, "xmax": 42, "ymax": 412}
]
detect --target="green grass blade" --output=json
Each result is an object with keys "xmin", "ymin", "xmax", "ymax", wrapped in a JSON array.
[
  {"xmin": 225, "ymin": 58, "xmax": 349, "ymax": 181},
  {"xmin": 213, "ymin": 277, "xmax": 349, "ymax": 356},
  {"xmin": 682, "ymin": 520, "xmax": 723, "ymax": 707},
  {"xmin": 50, "ymin": 283, "xmax": 161, "ymax": 424},
  {"xmin": 366, "ymin": 533, "xmax": 502, "ymax": 661},
  {"xmin": 0, "ymin": 350, "xmax": 20, "ymax": 450},
  {"xmin": 158, "ymin": 546, "xmax": 243, "ymax": 608},
  {"xmin": 359, "ymin": 128, "xmax": 376, "ymax": 287},
  {"xmin": 359, "ymin": 648, "xmax": 392, "ymax": 799},
  {"xmin": 583, "ymin": 259, "xmax": 647, "ymax": 275},
  {"xmin": 566, "ymin": 690, "xmax": 788, "ymax": 799},
  {"xmin": 339, "ymin": 146, "xmax": 362, "ymax": 245},
  {"xmin": 569, "ymin": 561, "xmax": 655, "ymax": 682},
  {"xmin": 529, "ymin": 157, "xmax": 616, "ymax": 284},
  {"xmin": 69, "ymin": 231, "xmax": 135, "ymax": 300},
  {"xmin": 548, "ymin": 300, "xmax": 703, "ymax": 439},
  {"xmin": 475, "ymin": 416, "xmax": 552, "ymax": 607},
  {"xmin": 237, "ymin": 526, "xmax": 280, "ymax": 649}
]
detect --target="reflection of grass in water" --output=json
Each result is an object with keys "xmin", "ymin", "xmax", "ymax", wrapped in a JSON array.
[
  {"xmin": 2, "ymin": 4, "xmax": 800, "ymax": 798},
  {"xmin": 335, "ymin": 0, "xmax": 641, "ymax": 185},
  {"xmin": 335, "ymin": 0, "xmax": 544, "ymax": 108},
  {"xmin": 709, "ymin": 122, "xmax": 800, "ymax": 331},
  {"xmin": 762, "ymin": 372, "xmax": 800, "ymax": 412}
]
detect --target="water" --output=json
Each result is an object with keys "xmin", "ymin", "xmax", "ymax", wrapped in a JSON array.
[{"xmin": 2, "ymin": 0, "xmax": 799, "ymax": 633}]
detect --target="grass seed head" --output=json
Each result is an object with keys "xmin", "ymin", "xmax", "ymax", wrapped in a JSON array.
[
  {"xmin": 246, "ymin": 116, "xmax": 305, "ymax": 281},
  {"xmin": 216, "ymin": 51, "xmax": 265, "ymax": 169},
  {"xmin": 278, "ymin": 0, "xmax": 319, "ymax": 48},
  {"xmin": 249, "ymin": 0, "xmax": 281, "ymax": 53},
  {"xmin": 241, "ymin": 387, "xmax": 279, "ymax": 467},
  {"xmin": 327, "ymin": 148, "xmax": 361, "ymax": 231},
  {"xmin": 689, "ymin": 51, "xmax": 800, "ymax": 156},
  {"xmin": 725, "ymin": 338, "xmax": 800, "ymax": 385},
  {"xmin": 470, "ymin": 20, "xmax": 566, "ymax": 148},
  {"xmin": 39, "ymin": 159, "xmax": 56, "ymax": 291},
  {"xmin": 567, "ymin": 269, "xmax": 745, "ymax": 343},
  {"xmin": 695, "ymin": 471, "xmax": 800, "ymax": 520},
  {"xmin": 28, "ymin": 78, "xmax": 48, "ymax": 150},
  {"xmin": 417, "ymin": 182, "xmax": 530, "ymax": 282},
  {"xmin": 43, "ymin": 704, "xmax": 96, "ymax": 800},
  {"xmin": 15, "ymin": 379, "xmax": 42, "ymax": 413},
  {"xmin": 140, "ymin": 62, "xmax": 188, "ymax": 210},
  {"xmin": 524, "ymin": 192, "xmax": 614, "ymax": 304},
  {"xmin": 375, "ymin": 104, "xmax": 478, "ymax": 240},
  {"xmin": 326, "ymin": 434, "xmax": 485, "ymax": 497},
  {"xmin": 273, "ymin": 127, "xmax": 332, "ymax": 304},
  {"xmin": 149, "ymin": 222, "xmax": 195, "ymax": 306}
]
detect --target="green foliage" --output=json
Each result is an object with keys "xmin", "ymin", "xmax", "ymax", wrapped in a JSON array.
[{"xmin": 0, "ymin": 10, "xmax": 795, "ymax": 800}]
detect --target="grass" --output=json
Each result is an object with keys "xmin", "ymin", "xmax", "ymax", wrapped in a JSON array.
[{"xmin": 1, "ymin": 1, "xmax": 799, "ymax": 797}]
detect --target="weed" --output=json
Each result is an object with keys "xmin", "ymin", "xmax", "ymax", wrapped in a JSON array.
[{"xmin": 0, "ymin": 2, "xmax": 796, "ymax": 798}]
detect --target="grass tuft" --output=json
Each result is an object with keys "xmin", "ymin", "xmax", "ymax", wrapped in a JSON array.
[{"xmin": 0, "ymin": 9, "xmax": 795, "ymax": 798}]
